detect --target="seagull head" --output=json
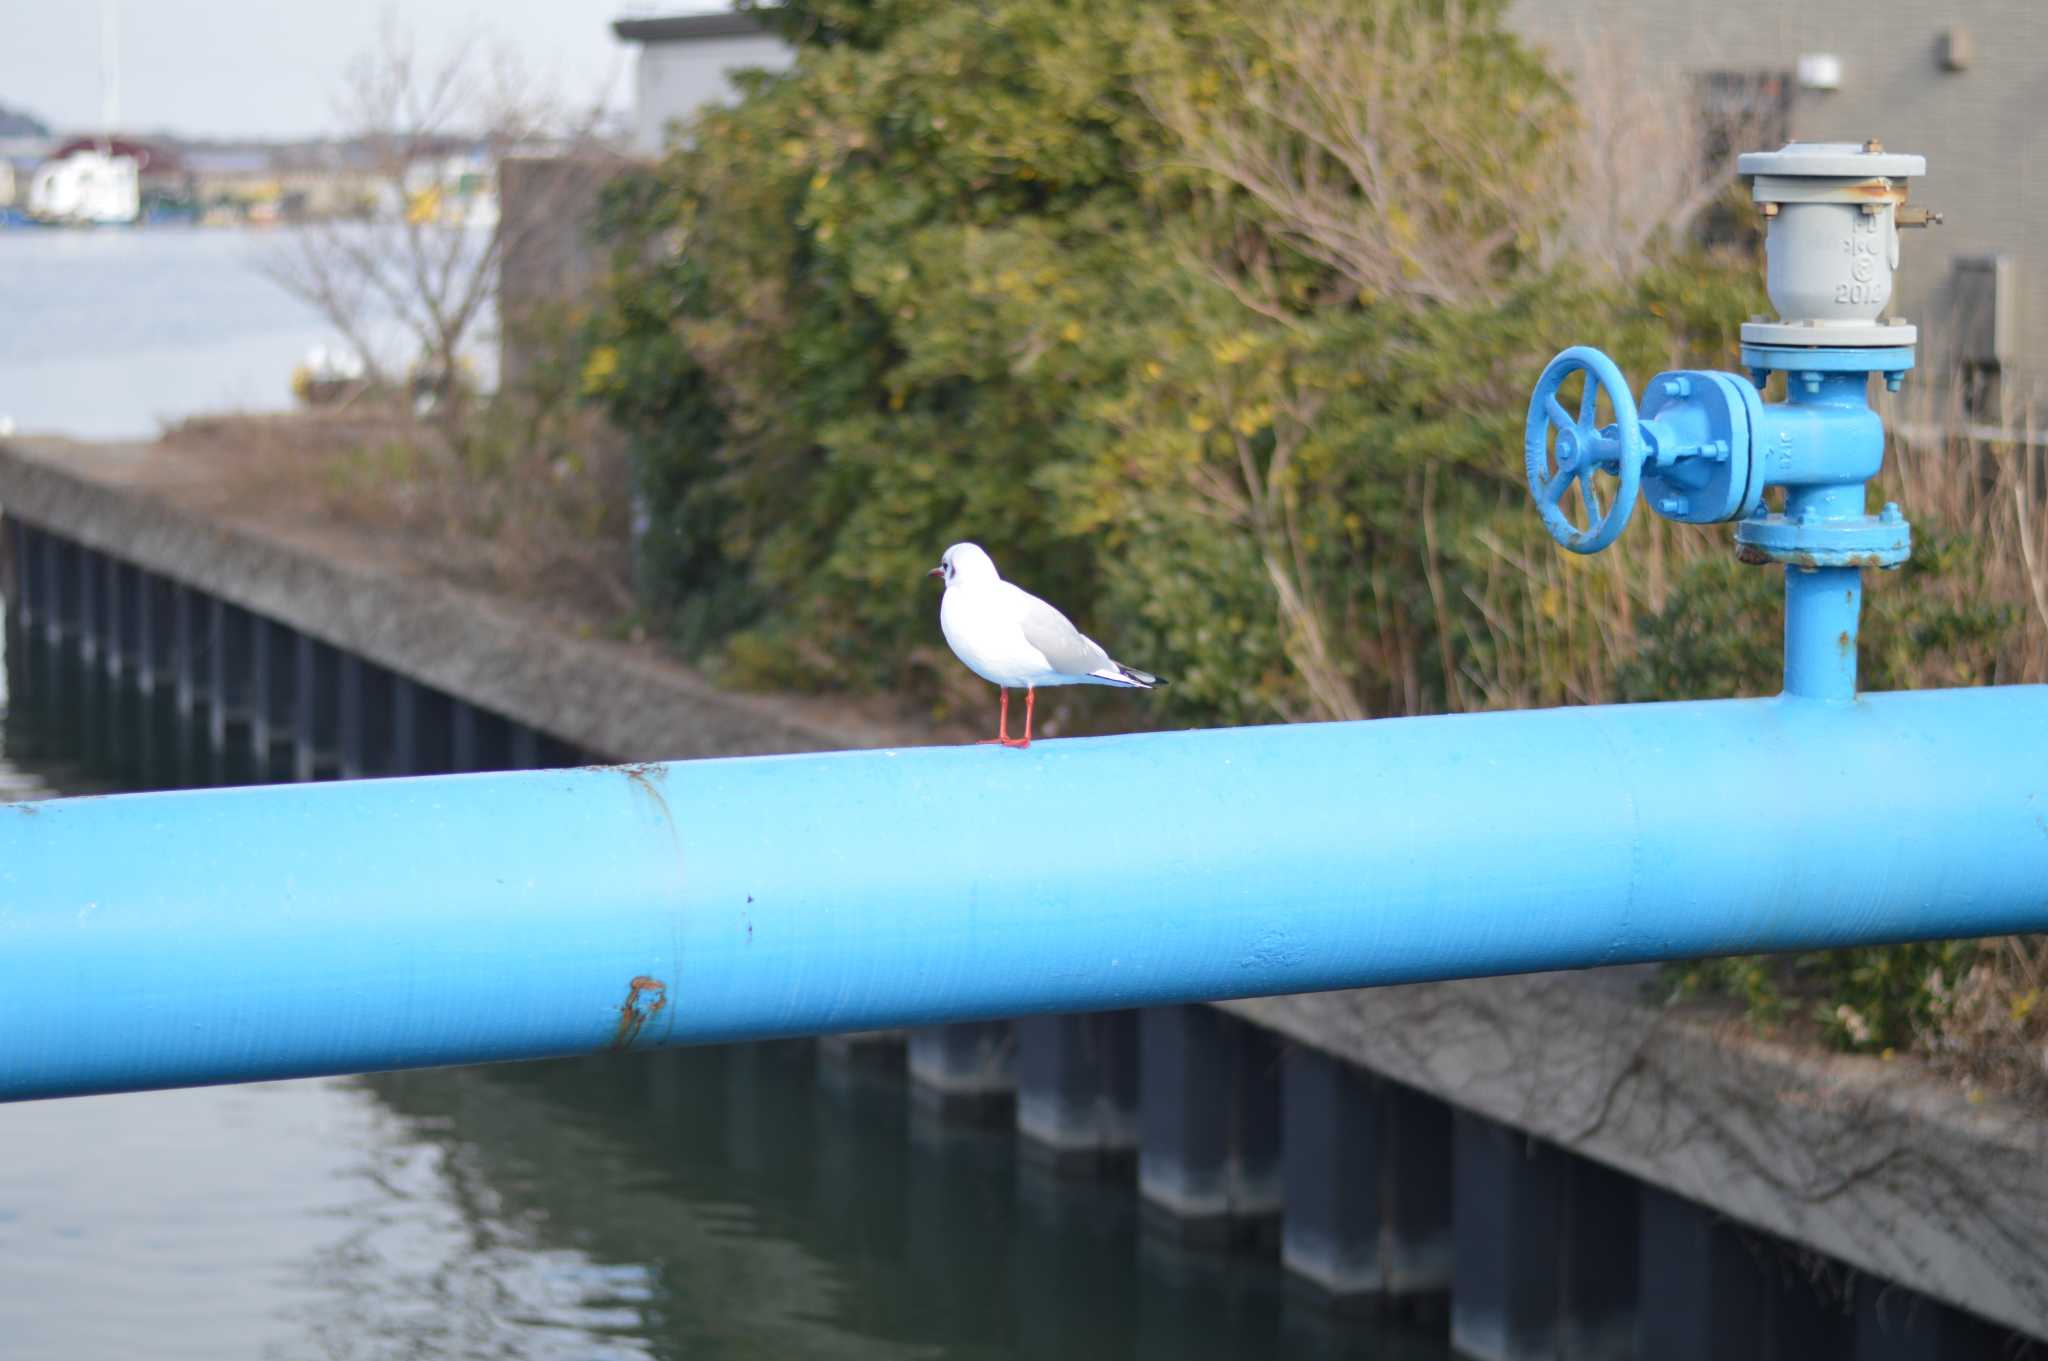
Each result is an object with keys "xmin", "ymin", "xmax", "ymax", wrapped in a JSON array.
[{"xmin": 928, "ymin": 542, "xmax": 998, "ymax": 587}]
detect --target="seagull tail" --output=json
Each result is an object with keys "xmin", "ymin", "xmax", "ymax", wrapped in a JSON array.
[{"xmin": 1091, "ymin": 662, "xmax": 1166, "ymax": 689}]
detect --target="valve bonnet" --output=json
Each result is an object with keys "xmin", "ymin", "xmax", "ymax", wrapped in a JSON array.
[{"xmin": 1740, "ymin": 141, "xmax": 1926, "ymax": 349}]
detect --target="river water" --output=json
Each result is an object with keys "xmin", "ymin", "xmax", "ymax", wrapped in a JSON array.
[
  {"xmin": 0, "ymin": 224, "xmax": 487, "ymax": 440},
  {"xmin": 0, "ymin": 235, "xmax": 1451, "ymax": 1359}
]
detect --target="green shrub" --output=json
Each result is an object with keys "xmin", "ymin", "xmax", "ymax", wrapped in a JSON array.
[{"xmin": 587, "ymin": 0, "xmax": 1766, "ymax": 722}]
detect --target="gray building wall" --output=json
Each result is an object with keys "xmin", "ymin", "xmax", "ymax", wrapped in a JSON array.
[
  {"xmin": 498, "ymin": 155, "xmax": 635, "ymax": 391},
  {"xmin": 615, "ymin": 13, "xmax": 794, "ymax": 155},
  {"xmin": 1510, "ymin": 0, "xmax": 2045, "ymax": 414},
  {"xmin": 496, "ymin": 12, "xmax": 795, "ymax": 386}
]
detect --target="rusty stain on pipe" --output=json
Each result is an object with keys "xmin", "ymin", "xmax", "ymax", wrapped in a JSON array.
[{"xmin": 611, "ymin": 974, "xmax": 668, "ymax": 1051}]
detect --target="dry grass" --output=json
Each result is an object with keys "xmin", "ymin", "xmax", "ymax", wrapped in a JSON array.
[
  {"xmin": 1886, "ymin": 379, "xmax": 2048, "ymax": 685},
  {"xmin": 1923, "ymin": 937, "xmax": 2048, "ymax": 1105},
  {"xmin": 158, "ymin": 401, "xmax": 634, "ymax": 633}
]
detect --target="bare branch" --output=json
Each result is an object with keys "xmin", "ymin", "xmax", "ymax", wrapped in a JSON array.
[
  {"xmin": 1142, "ymin": 0, "xmax": 1574, "ymax": 311},
  {"xmin": 256, "ymin": 8, "xmax": 621, "ymax": 419}
]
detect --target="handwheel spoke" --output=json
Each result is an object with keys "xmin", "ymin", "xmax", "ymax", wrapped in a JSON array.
[
  {"xmin": 1545, "ymin": 395, "xmax": 1575, "ymax": 435},
  {"xmin": 1579, "ymin": 466, "xmax": 1605, "ymax": 522},
  {"xmin": 1540, "ymin": 467, "xmax": 1573, "ymax": 505},
  {"xmin": 1578, "ymin": 376, "xmax": 1599, "ymax": 428}
]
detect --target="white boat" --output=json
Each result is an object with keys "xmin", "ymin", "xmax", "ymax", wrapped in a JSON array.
[
  {"xmin": 27, "ymin": 146, "xmax": 140, "ymax": 224},
  {"xmin": 29, "ymin": 1, "xmax": 140, "ymax": 225}
]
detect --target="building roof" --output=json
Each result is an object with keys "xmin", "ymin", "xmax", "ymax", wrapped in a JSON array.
[
  {"xmin": 612, "ymin": 10, "xmax": 767, "ymax": 43},
  {"xmin": 47, "ymin": 136, "xmax": 182, "ymax": 174}
]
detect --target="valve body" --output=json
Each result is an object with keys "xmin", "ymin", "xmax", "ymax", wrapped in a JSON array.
[{"xmin": 1523, "ymin": 141, "xmax": 1936, "ymax": 703}]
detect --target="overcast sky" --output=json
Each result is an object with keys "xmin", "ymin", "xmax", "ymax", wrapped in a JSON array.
[{"xmin": 0, "ymin": 2, "xmax": 725, "ymax": 140}]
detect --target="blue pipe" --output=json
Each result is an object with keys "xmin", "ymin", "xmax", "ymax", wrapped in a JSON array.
[
  {"xmin": 1783, "ymin": 565, "xmax": 1861, "ymax": 703},
  {"xmin": 1765, "ymin": 371, "xmax": 1886, "ymax": 704},
  {"xmin": 5, "ymin": 686, "xmax": 2048, "ymax": 1102}
]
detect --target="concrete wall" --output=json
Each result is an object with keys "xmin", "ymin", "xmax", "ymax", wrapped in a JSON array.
[
  {"xmin": 497, "ymin": 154, "xmax": 635, "ymax": 391},
  {"xmin": 1509, "ymin": 0, "xmax": 2046, "ymax": 412}
]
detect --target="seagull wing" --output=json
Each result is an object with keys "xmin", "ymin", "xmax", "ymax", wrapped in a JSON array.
[{"xmin": 1006, "ymin": 584, "xmax": 1114, "ymax": 678}]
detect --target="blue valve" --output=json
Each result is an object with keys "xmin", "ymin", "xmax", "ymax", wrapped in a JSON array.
[
  {"xmin": 1521, "ymin": 338, "xmax": 1915, "ymax": 705},
  {"xmin": 1524, "ymin": 141, "xmax": 1933, "ymax": 703},
  {"xmin": 1525, "ymin": 348, "xmax": 1768, "ymax": 553}
]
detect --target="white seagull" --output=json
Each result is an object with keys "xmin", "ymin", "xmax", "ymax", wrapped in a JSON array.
[{"xmin": 929, "ymin": 542, "xmax": 1164, "ymax": 748}]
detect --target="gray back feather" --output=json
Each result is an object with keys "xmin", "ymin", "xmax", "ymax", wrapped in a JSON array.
[{"xmin": 1010, "ymin": 586, "xmax": 1111, "ymax": 676}]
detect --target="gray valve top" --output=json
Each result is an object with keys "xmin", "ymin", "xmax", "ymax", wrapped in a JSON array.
[{"xmin": 1738, "ymin": 141, "xmax": 1936, "ymax": 349}]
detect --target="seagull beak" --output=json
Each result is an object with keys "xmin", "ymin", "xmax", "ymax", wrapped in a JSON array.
[{"xmin": 927, "ymin": 566, "xmax": 944, "ymax": 580}]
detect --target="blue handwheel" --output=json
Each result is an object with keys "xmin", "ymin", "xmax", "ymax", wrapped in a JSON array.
[{"xmin": 1525, "ymin": 347, "xmax": 1645, "ymax": 554}]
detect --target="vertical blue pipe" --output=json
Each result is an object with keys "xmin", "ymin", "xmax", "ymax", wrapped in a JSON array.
[
  {"xmin": 1776, "ymin": 370, "xmax": 1882, "ymax": 704},
  {"xmin": 1783, "ymin": 561, "xmax": 1860, "ymax": 703}
]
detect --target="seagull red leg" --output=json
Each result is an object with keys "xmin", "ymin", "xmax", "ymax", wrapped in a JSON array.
[
  {"xmin": 1003, "ymin": 686, "xmax": 1035, "ymax": 749},
  {"xmin": 978, "ymin": 688, "xmax": 1011, "ymax": 745}
]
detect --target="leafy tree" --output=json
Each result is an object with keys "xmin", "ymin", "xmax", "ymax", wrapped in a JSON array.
[{"xmin": 588, "ymin": 0, "xmax": 1765, "ymax": 721}]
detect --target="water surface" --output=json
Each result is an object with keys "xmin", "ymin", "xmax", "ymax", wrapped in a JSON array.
[{"xmin": 0, "ymin": 224, "xmax": 488, "ymax": 439}]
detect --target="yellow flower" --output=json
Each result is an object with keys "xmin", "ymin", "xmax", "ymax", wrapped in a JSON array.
[
  {"xmin": 1232, "ymin": 403, "xmax": 1272, "ymax": 435},
  {"xmin": 580, "ymin": 345, "xmax": 620, "ymax": 395},
  {"xmin": 1208, "ymin": 333, "xmax": 1254, "ymax": 365}
]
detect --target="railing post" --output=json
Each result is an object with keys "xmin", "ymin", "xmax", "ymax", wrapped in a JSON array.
[
  {"xmin": 1138, "ymin": 1005, "xmax": 1282, "ymax": 1245},
  {"xmin": 335, "ymin": 653, "xmax": 366, "ymax": 778},
  {"xmin": 292, "ymin": 633, "xmax": 316, "ymax": 781},
  {"xmin": 1636, "ymin": 1185, "xmax": 1851, "ymax": 1359},
  {"xmin": 1016, "ymin": 1010, "xmax": 1138, "ymax": 1171},
  {"xmin": 40, "ymin": 530, "xmax": 64, "ymax": 645},
  {"xmin": 908, "ymin": 1022, "xmax": 1016, "ymax": 1118},
  {"xmin": 7, "ymin": 520, "xmax": 30, "ymax": 633},
  {"xmin": 1283, "ymin": 1048, "xmax": 1452, "ymax": 1306}
]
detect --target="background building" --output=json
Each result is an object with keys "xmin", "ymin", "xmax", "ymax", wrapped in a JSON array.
[
  {"xmin": 612, "ymin": 9, "xmax": 795, "ymax": 156},
  {"xmin": 1511, "ymin": 0, "xmax": 2042, "ymax": 419}
]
